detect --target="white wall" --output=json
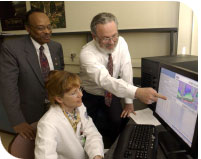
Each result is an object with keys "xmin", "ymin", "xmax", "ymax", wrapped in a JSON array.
[
  {"xmin": 0, "ymin": 1, "xmax": 179, "ymax": 34},
  {"xmin": 1, "ymin": 1, "xmax": 197, "ymax": 77},
  {"xmin": 51, "ymin": 1, "xmax": 179, "ymax": 77},
  {"xmin": 191, "ymin": 13, "xmax": 198, "ymax": 55},
  {"xmin": 64, "ymin": 1, "xmax": 179, "ymax": 31},
  {"xmin": 177, "ymin": 2, "xmax": 198, "ymax": 55}
]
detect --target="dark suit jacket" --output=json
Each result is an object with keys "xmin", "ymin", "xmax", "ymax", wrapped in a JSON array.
[{"xmin": 0, "ymin": 35, "xmax": 64, "ymax": 127}]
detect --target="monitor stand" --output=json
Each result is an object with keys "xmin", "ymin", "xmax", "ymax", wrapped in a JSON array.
[{"xmin": 158, "ymin": 131, "xmax": 188, "ymax": 159}]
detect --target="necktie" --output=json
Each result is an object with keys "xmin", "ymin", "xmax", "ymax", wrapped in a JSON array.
[
  {"xmin": 39, "ymin": 46, "xmax": 50, "ymax": 82},
  {"xmin": 105, "ymin": 53, "xmax": 113, "ymax": 106}
]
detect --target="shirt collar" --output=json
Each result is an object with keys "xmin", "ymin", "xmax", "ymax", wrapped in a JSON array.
[{"xmin": 30, "ymin": 36, "xmax": 48, "ymax": 51}]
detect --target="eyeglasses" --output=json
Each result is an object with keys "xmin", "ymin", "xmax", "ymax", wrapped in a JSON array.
[
  {"xmin": 97, "ymin": 33, "xmax": 119, "ymax": 42},
  {"xmin": 68, "ymin": 88, "xmax": 83, "ymax": 97},
  {"xmin": 30, "ymin": 24, "xmax": 52, "ymax": 31}
]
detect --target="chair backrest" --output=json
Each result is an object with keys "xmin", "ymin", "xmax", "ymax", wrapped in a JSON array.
[{"xmin": 8, "ymin": 122, "xmax": 37, "ymax": 159}]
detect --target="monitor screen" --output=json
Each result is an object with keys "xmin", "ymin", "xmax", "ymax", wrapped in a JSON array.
[{"xmin": 155, "ymin": 63, "xmax": 198, "ymax": 150}]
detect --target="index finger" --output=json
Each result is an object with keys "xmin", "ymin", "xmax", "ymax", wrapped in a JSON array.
[{"xmin": 155, "ymin": 93, "xmax": 167, "ymax": 100}]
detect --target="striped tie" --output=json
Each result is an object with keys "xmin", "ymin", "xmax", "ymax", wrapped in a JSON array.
[
  {"xmin": 39, "ymin": 46, "xmax": 50, "ymax": 81},
  {"xmin": 105, "ymin": 53, "xmax": 113, "ymax": 106}
]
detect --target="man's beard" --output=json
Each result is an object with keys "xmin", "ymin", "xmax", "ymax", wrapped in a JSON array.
[{"xmin": 94, "ymin": 40, "xmax": 117, "ymax": 53}]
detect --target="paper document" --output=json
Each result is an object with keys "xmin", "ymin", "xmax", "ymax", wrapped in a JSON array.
[
  {"xmin": 104, "ymin": 149, "xmax": 109, "ymax": 154},
  {"xmin": 130, "ymin": 108, "xmax": 161, "ymax": 126}
]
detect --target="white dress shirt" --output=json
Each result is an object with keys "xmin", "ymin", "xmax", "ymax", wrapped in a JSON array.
[
  {"xmin": 79, "ymin": 36, "xmax": 137, "ymax": 104},
  {"xmin": 35, "ymin": 104, "xmax": 104, "ymax": 159},
  {"xmin": 31, "ymin": 37, "xmax": 54, "ymax": 70}
]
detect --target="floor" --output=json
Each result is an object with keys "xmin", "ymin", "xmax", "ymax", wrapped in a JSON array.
[{"xmin": 0, "ymin": 131, "xmax": 15, "ymax": 151}]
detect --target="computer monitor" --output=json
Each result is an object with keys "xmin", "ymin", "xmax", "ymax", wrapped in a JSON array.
[{"xmin": 154, "ymin": 63, "xmax": 198, "ymax": 158}]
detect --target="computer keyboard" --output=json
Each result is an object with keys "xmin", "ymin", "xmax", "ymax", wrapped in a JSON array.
[{"xmin": 113, "ymin": 124, "xmax": 158, "ymax": 159}]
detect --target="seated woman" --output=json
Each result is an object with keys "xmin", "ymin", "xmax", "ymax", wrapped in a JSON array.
[{"xmin": 35, "ymin": 70, "xmax": 104, "ymax": 159}]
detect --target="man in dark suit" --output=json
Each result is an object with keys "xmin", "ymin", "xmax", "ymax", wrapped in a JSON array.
[{"xmin": 0, "ymin": 9, "xmax": 64, "ymax": 140}]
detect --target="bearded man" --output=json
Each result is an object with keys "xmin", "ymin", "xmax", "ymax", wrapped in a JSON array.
[{"xmin": 79, "ymin": 12, "xmax": 166, "ymax": 147}]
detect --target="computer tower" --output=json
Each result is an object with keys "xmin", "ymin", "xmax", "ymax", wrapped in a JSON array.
[{"xmin": 141, "ymin": 55, "xmax": 198, "ymax": 90}]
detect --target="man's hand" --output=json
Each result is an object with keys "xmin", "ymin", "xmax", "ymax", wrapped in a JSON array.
[
  {"xmin": 93, "ymin": 155, "xmax": 103, "ymax": 159},
  {"xmin": 13, "ymin": 122, "xmax": 36, "ymax": 140},
  {"xmin": 121, "ymin": 103, "xmax": 136, "ymax": 118},
  {"xmin": 135, "ymin": 87, "xmax": 167, "ymax": 104}
]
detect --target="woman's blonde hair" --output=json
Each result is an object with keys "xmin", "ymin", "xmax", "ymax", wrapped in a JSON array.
[{"xmin": 46, "ymin": 70, "xmax": 81, "ymax": 104}]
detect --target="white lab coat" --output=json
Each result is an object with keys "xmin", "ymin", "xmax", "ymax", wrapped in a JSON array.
[{"xmin": 35, "ymin": 104, "xmax": 104, "ymax": 159}]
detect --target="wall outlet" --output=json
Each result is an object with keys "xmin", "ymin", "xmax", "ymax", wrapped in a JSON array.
[{"xmin": 70, "ymin": 53, "xmax": 76, "ymax": 61}]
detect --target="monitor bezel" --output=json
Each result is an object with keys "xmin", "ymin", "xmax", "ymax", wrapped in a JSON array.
[{"xmin": 153, "ymin": 63, "xmax": 198, "ymax": 158}]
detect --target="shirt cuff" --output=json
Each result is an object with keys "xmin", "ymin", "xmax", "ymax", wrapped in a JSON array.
[
  {"xmin": 91, "ymin": 152, "xmax": 104, "ymax": 159},
  {"xmin": 125, "ymin": 98, "xmax": 133, "ymax": 104},
  {"xmin": 126, "ymin": 85, "xmax": 138, "ymax": 100}
]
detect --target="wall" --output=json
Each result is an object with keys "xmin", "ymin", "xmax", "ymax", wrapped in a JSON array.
[
  {"xmin": 1, "ymin": 1, "xmax": 197, "ymax": 133},
  {"xmin": 177, "ymin": 2, "xmax": 198, "ymax": 55},
  {"xmin": 50, "ymin": 1, "xmax": 179, "ymax": 77},
  {"xmin": 64, "ymin": 1, "xmax": 179, "ymax": 31},
  {"xmin": 3, "ymin": 1, "xmax": 198, "ymax": 78},
  {"xmin": 49, "ymin": 31, "xmax": 173, "ymax": 77},
  {"xmin": 0, "ymin": 1, "xmax": 179, "ymax": 34},
  {"xmin": 191, "ymin": 14, "xmax": 198, "ymax": 56}
]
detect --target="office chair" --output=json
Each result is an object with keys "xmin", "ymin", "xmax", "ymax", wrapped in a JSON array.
[{"xmin": 8, "ymin": 122, "xmax": 38, "ymax": 159}]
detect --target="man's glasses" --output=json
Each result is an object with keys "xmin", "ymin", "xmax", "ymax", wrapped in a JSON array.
[
  {"xmin": 68, "ymin": 88, "xmax": 83, "ymax": 97},
  {"xmin": 30, "ymin": 24, "xmax": 52, "ymax": 31},
  {"xmin": 97, "ymin": 33, "xmax": 119, "ymax": 42}
]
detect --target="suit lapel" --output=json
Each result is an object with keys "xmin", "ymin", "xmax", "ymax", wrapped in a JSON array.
[
  {"xmin": 25, "ymin": 36, "xmax": 44, "ymax": 87},
  {"xmin": 48, "ymin": 42, "xmax": 60, "ymax": 70}
]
